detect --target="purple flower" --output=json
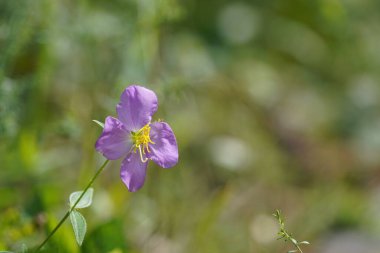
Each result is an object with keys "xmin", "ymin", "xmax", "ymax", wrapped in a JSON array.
[{"xmin": 95, "ymin": 85, "xmax": 178, "ymax": 192}]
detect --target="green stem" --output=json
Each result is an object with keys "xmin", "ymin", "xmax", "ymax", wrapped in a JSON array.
[
  {"xmin": 34, "ymin": 159, "xmax": 110, "ymax": 252},
  {"xmin": 284, "ymin": 230, "xmax": 303, "ymax": 253},
  {"xmin": 295, "ymin": 244, "xmax": 304, "ymax": 253}
]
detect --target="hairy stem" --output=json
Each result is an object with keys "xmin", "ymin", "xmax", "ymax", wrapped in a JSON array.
[{"xmin": 34, "ymin": 159, "xmax": 110, "ymax": 252}]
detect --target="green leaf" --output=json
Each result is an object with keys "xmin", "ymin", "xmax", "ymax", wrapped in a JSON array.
[
  {"xmin": 287, "ymin": 251, "xmax": 297, "ymax": 253},
  {"xmin": 92, "ymin": 120, "xmax": 104, "ymax": 128},
  {"xmin": 299, "ymin": 241, "xmax": 310, "ymax": 245},
  {"xmin": 70, "ymin": 210, "xmax": 87, "ymax": 246},
  {"xmin": 69, "ymin": 188, "xmax": 94, "ymax": 209}
]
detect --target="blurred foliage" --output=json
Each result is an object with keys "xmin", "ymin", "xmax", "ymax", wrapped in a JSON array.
[{"xmin": 1, "ymin": 0, "xmax": 380, "ymax": 252}]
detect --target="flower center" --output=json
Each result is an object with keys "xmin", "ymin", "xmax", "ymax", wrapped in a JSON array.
[{"xmin": 131, "ymin": 123, "xmax": 154, "ymax": 162}]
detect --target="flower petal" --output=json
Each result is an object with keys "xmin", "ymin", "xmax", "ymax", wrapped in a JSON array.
[
  {"xmin": 147, "ymin": 122, "xmax": 178, "ymax": 168},
  {"xmin": 95, "ymin": 116, "xmax": 132, "ymax": 160},
  {"xmin": 116, "ymin": 85, "xmax": 158, "ymax": 131},
  {"xmin": 120, "ymin": 152, "xmax": 148, "ymax": 192}
]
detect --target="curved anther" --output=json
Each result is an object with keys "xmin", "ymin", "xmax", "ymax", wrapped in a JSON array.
[{"xmin": 138, "ymin": 146, "xmax": 149, "ymax": 163}]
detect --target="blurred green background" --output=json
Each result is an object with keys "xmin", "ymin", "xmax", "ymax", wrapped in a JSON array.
[{"xmin": 1, "ymin": 0, "xmax": 380, "ymax": 252}]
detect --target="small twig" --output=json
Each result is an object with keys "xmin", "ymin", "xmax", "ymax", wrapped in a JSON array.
[{"xmin": 273, "ymin": 209, "xmax": 310, "ymax": 253}]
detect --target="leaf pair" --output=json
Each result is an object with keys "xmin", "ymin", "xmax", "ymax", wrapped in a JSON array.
[{"xmin": 69, "ymin": 188, "xmax": 94, "ymax": 246}]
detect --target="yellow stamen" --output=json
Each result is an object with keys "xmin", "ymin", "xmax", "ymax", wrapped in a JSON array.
[{"xmin": 131, "ymin": 123, "xmax": 154, "ymax": 163}]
